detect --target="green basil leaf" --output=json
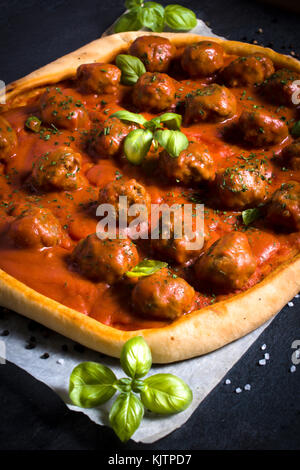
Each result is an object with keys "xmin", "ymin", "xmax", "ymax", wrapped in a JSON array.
[
  {"xmin": 291, "ymin": 120, "xmax": 300, "ymax": 138},
  {"xmin": 138, "ymin": 3, "xmax": 165, "ymax": 32},
  {"xmin": 116, "ymin": 54, "xmax": 146, "ymax": 85},
  {"xmin": 164, "ymin": 5, "xmax": 197, "ymax": 31},
  {"xmin": 120, "ymin": 336, "xmax": 152, "ymax": 378},
  {"xmin": 125, "ymin": 0, "xmax": 143, "ymax": 8},
  {"xmin": 154, "ymin": 129, "xmax": 189, "ymax": 158},
  {"xmin": 109, "ymin": 392, "xmax": 144, "ymax": 442},
  {"xmin": 25, "ymin": 116, "xmax": 42, "ymax": 133},
  {"xmin": 115, "ymin": 377, "xmax": 133, "ymax": 392},
  {"xmin": 140, "ymin": 373, "xmax": 193, "ymax": 414},
  {"xmin": 110, "ymin": 109, "xmax": 147, "ymax": 126},
  {"xmin": 126, "ymin": 259, "xmax": 168, "ymax": 278},
  {"xmin": 114, "ymin": 8, "xmax": 143, "ymax": 34},
  {"xmin": 69, "ymin": 362, "xmax": 117, "ymax": 408},
  {"xmin": 242, "ymin": 208, "xmax": 261, "ymax": 225},
  {"xmin": 132, "ymin": 379, "xmax": 146, "ymax": 393},
  {"xmin": 124, "ymin": 129, "xmax": 153, "ymax": 164},
  {"xmin": 154, "ymin": 112, "xmax": 182, "ymax": 130}
]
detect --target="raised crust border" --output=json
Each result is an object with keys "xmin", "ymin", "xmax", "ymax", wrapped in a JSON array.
[{"xmin": 1, "ymin": 32, "xmax": 300, "ymax": 363}]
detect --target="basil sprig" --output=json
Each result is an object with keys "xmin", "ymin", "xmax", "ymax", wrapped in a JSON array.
[
  {"xmin": 114, "ymin": 1, "xmax": 197, "ymax": 33},
  {"xmin": 116, "ymin": 54, "xmax": 146, "ymax": 85},
  {"xmin": 126, "ymin": 259, "xmax": 168, "ymax": 278},
  {"xmin": 242, "ymin": 208, "xmax": 261, "ymax": 226},
  {"xmin": 69, "ymin": 336, "xmax": 192, "ymax": 442},
  {"xmin": 111, "ymin": 110, "xmax": 188, "ymax": 164}
]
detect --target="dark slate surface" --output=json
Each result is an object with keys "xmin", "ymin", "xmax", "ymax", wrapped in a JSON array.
[{"xmin": 0, "ymin": 0, "xmax": 299, "ymax": 450}]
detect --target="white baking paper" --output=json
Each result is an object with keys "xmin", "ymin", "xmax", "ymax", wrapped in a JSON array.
[
  {"xmin": 0, "ymin": 18, "xmax": 283, "ymax": 444},
  {"xmin": 0, "ymin": 307, "xmax": 271, "ymax": 443}
]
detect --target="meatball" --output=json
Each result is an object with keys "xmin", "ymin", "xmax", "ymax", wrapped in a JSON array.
[
  {"xmin": 98, "ymin": 178, "xmax": 151, "ymax": 224},
  {"xmin": 159, "ymin": 141, "xmax": 215, "ymax": 185},
  {"xmin": 76, "ymin": 63, "xmax": 121, "ymax": 95},
  {"xmin": 0, "ymin": 116, "xmax": 17, "ymax": 161},
  {"xmin": 9, "ymin": 206, "xmax": 62, "ymax": 248},
  {"xmin": 181, "ymin": 41, "xmax": 224, "ymax": 77},
  {"xmin": 129, "ymin": 36, "xmax": 174, "ymax": 73},
  {"xmin": 184, "ymin": 84, "xmax": 237, "ymax": 125},
  {"xmin": 132, "ymin": 72, "xmax": 175, "ymax": 112},
  {"xmin": 151, "ymin": 208, "xmax": 205, "ymax": 265},
  {"xmin": 239, "ymin": 110, "xmax": 288, "ymax": 147},
  {"xmin": 262, "ymin": 68, "xmax": 300, "ymax": 106},
  {"xmin": 131, "ymin": 268, "xmax": 195, "ymax": 320},
  {"xmin": 267, "ymin": 181, "xmax": 300, "ymax": 231},
  {"xmin": 31, "ymin": 146, "xmax": 82, "ymax": 191},
  {"xmin": 71, "ymin": 233, "xmax": 139, "ymax": 284},
  {"xmin": 88, "ymin": 117, "xmax": 137, "ymax": 159},
  {"xmin": 194, "ymin": 232, "xmax": 257, "ymax": 292},
  {"xmin": 40, "ymin": 87, "xmax": 90, "ymax": 131},
  {"xmin": 282, "ymin": 140, "xmax": 300, "ymax": 170},
  {"xmin": 221, "ymin": 54, "xmax": 274, "ymax": 87},
  {"xmin": 215, "ymin": 160, "xmax": 271, "ymax": 209}
]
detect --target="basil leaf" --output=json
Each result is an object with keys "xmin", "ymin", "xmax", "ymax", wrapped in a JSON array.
[
  {"xmin": 25, "ymin": 116, "xmax": 42, "ymax": 133},
  {"xmin": 124, "ymin": 129, "xmax": 153, "ymax": 164},
  {"xmin": 132, "ymin": 379, "xmax": 146, "ymax": 393},
  {"xmin": 164, "ymin": 5, "xmax": 197, "ymax": 31},
  {"xmin": 109, "ymin": 392, "xmax": 144, "ymax": 442},
  {"xmin": 126, "ymin": 259, "xmax": 168, "ymax": 278},
  {"xmin": 138, "ymin": 3, "xmax": 165, "ymax": 32},
  {"xmin": 155, "ymin": 112, "xmax": 182, "ymax": 130},
  {"xmin": 291, "ymin": 121, "xmax": 300, "ymax": 138},
  {"xmin": 114, "ymin": 8, "xmax": 143, "ymax": 33},
  {"xmin": 116, "ymin": 54, "xmax": 146, "ymax": 85},
  {"xmin": 154, "ymin": 129, "xmax": 189, "ymax": 158},
  {"xmin": 125, "ymin": 0, "xmax": 143, "ymax": 8},
  {"xmin": 140, "ymin": 373, "xmax": 193, "ymax": 414},
  {"xmin": 110, "ymin": 109, "xmax": 147, "ymax": 126},
  {"xmin": 120, "ymin": 336, "xmax": 152, "ymax": 378},
  {"xmin": 115, "ymin": 377, "xmax": 132, "ymax": 392},
  {"xmin": 69, "ymin": 362, "xmax": 117, "ymax": 408},
  {"xmin": 242, "ymin": 208, "xmax": 261, "ymax": 225}
]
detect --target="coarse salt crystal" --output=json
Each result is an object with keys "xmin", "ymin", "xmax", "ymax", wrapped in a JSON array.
[
  {"xmin": 261, "ymin": 344, "xmax": 267, "ymax": 350},
  {"xmin": 259, "ymin": 359, "xmax": 267, "ymax": 366},
  {"xmin": 225, "ymin": 379, "xmax": 231, "ymax": 385},
  {"xmin": 290, "ymin": 365, "xmax": 296, "ymax": 373},
  {"xmin": 235, "ymin": 387, "xmax": 242, "ymax": 394},
  {"xmin": 265, "ymin": 353, "xmax": 270, "ymax": 360},
  {"xmin": 288, "ymin": 302, "xmax": 294, "ymax": 307},
  {"xmin": 244, "ymin": 384, "xmax": 251, "ymax": 391}
]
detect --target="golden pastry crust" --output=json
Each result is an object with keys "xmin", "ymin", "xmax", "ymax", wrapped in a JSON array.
[{"xmin": 1, "ymin": 32, "xmax": 300, "ymax": 363}]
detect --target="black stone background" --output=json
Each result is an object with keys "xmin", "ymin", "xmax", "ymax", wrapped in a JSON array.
[{"xmin": 0, "ymin": 0, "xmax": 299, "ymax": 451}]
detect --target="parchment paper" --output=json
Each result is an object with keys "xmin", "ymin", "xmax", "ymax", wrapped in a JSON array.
[{"xmin": 0, "ymin": 17, "xmax": 285, "ymax": 444}]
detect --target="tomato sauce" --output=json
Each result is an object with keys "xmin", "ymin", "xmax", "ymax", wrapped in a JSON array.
[{"xmin": 0, "ymin": 53, "xmax": 299, "ymax": 331}]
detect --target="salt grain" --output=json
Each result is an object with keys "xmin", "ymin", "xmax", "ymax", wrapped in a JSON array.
[
  {"xmin": 235, "ymin": 387, "xmax": 242, "ymax": 394},
  {"xmin": 288, "ymin": 302, "xmax": 294, "ymax": 307},
  {"xmin": 56, "ymin": 358, "xmax": 64, "ymax": 365},
  {"xmin": 261, "ymin": 344, "xmax": 267, "ymax": 350},
  {"xmin": 244, "ymin": 384, "xmax": 251, "ymax": 391},
  {"xmin": 225, "ymin": 379, "xmax": 231, "ymax": 385},
  {"xmin": 290, "ymin": 365, "xmax": 296, "ymax": 373},
  {"xmin": 259, "ymin": 359, "xmax": 267, "ymax": 366},
  {"xmin": 264, "ymin": 353, "xmax": 270, "ymax": 360}
]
